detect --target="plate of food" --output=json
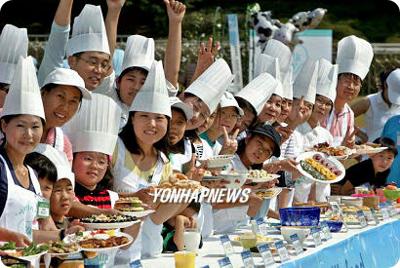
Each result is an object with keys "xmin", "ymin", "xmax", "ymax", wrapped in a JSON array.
[
  {"xmin": 343, "ymin": 214, "xmax": 361, "ymax": 225},
  {"xmin": 64, "ymin": 230, "xmax": 132, "ymax": 252},
  {"xmin": 255, "ymin": 188, "xmax": 282, "ymax": 199},
  {"xmin": 81, "ymin": 214, "xmax": 139, "ymax": 229},
  {"xmin": 115, "ymin": 197, "xmax": 155, "ymax": 218},
  {"xmin": 203, "ymin": 170, "xmax": 248, "ymax": 189},
  {"xmin": 247, "ymin": 169, "xmax": 280, "ymax": 183},
  {"xmin": 199, "ymin": 155, "xmax": 234, "ymax": 169},
  {"xmin": 353, "ymin": 143, "xmax": 387, "ymax": 155},
  {"xmin": 231, "ymin": 232, "xmax": 277, "ymax": 248},
  {"xmin": 296, "ymin": 152, "xmax": 345, "ymax": 184},
  {"xmin": 157, "ymin": 173, "xmax": 202, "ymax": 191},
  {"xmin": 0, "ymin": 242, "xmax": 48, "ymax": 261},
  {"xmin": 46, "ymin": 241, "xmax": 80, "ymax": 257},
  {"xmin": 309, "ymin": 142, "xmax": 354, "ymax": 160}
]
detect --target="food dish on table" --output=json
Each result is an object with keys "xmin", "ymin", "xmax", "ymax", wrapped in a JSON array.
[
  {"xmin": 47, "ymin": 241, "xmax": 80, "ymax": 255},
  {"xmin": 255, "ymin": 188, "xmax": 282, "ymax": 199},
  {"xmin": 296, "ymin": 152, "xmax": 345, "ymax": 183},
  {"xmin": 232, "ymin": 233, "xmax": 275, "ymax": 248}
]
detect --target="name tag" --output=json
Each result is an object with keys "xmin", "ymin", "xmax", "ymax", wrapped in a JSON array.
[
  {"xmin": 257, "ymin": 243, "xmax": 275, "ymax": 265},
  {"xmin": 220, "ymin": 235, "xmax": 234, "ymax": 256},
  {"xmin": 36, "ymin": 198, "xmax": 50, "ymax": 218},
  {"xmin": 275, "ymin": 240, "xmax": 290, "ymax": 262},
  {"xmin": 311, "ymin": 227, "xmax": 322, "ymax": 247},
  {"xmin": 290, "ymin": 234, "xmax": 303, "ymax": 255},
  {"xmin": 241, "ymin": 250, "xmax": 255, "ymax": 268},
  {"xmin": 218, "ymin": 257, "xmax": 233, "ymax": 268}
]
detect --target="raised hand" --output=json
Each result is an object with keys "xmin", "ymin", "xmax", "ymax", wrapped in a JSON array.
[
  {"xmin": 190, "ymin": 37, "xmax": 221, "ymax": 83},
  {"xmin": 106, "ymin": 0, "xmax": 125, "ymax": 11},
  {"xmin": 164, "ymin": 0, "xmax": 186, "ymax": 23},
  {"xmin": 343, "ymin": 127, "xmax": 356, "ymax": 149},
  {"xmin": 220, "ymin": 127, "xmax": 239, "ymax": 155},
  {"xmin": 185, "ymin": 154, "xmax": 206, "ymax": 181}
]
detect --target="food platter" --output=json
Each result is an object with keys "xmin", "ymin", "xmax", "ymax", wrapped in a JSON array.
[
  {"xmin": 46, "ymin": 241, "xmax": 80, "ymax": 257},
  {"xmin": 114, "ymin": 197, "xmax": 155, "ymax": 218},
  {"xmin": 247, "ymin": 170, "xmax": 280, "ymax": 183},
  {"xmin": 296, "ymin": 152, "xmax": 345, "ymax": 184},
  {"xmin": 353, "ymin": 144, "xmax": 387, "ymax": 155},
  {"xmin": 0, "ymin": 243, "xmax": 48, "ymax": 261},
  {"xmin": 203, "ymin": 171, "xmax": 248, "ymax": 189},
  {"xmin": 308, "ymin": 142, "xmax": 354, "ymax": 160},
  {"xmin": 199, "ymin": 155, "xmax": 233, "ymax": 168},
  {"xmin": 255, "ymin": 188, "xmax": 282, "ymax": 199},
  {"xmin": 81, "ymin": 214, "xmax": 140, "ymax": 229},
  {"xmin": 64, "ymin": 230, "xmax": 133, "ymax": 252}
]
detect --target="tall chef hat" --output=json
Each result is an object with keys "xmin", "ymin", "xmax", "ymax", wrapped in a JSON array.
[
  {"xmin": 121, "ymin": 35, "xmax": 155, "ymax": 73},
  {"xmin": 0, "ymin": 24, "xmax": 28, "ymax": 84},
  {"xmin": 2, "ymin": 56, "xmax": 45, "ymax": 120},
  {"xmin": 219, "ymin": 91, "xmax": 244, "ymax": 116},
  {"xmin": 185, "ymin": 59, "xmax": 234, "ymax": 114},
  {"xmin": 336, "ymin": 35, "xmax": 373, "ymax": 80},
  {"xmin": 293, "ymin": 59, "xmax": 319, "ymax": 104},
  {"xmin": 263, "ymin": 39, "xmax": 292, "ymax": 77},
  {"xmin": 254, "ymin": 54, "xmax": 283, "ymax": 97},
  {"xmin": 316, "ymin": 58, "xmax": 338, "ymax": 103},
  {"xmin": 235, "ymin": 73, "xmax": 277, "ymax": 115},
  {"xmin": 386, "ymin": 68, "xmax": 400, "ymax": 105},
  {"xmin": 130, "ymin": 60, "xmax": 171, "ymax": 117},
  {"xmin": 66, "ymin": 5, "xmax": 110, "ymax": 56},
  {"xmin": 34, "ymin": 144, "xmax": 75, "ymax": 189},
  {"xmin": 63, "ymin": 93, "xmax": 121, "ymax": 155},
  {"xmin": 281, "ymin": 66, "xmax": 293, "ymax": 100}
]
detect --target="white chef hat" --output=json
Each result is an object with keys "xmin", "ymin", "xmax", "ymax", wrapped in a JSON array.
[
  {"xmin": 66, "ymin": 5, "xmax": 110, "ymax": 56},
  {"xmin": 42, "ymin": 68, "xmax": 92, "ymax": 100},
  {"xmin": 316, "ymin": 58, "xmax": 338, "ymax": 103},
  {"xmin": 63, "ymin": 93, "xmax": 121, "ymax": 156},
  {"xmin": 2, "ymin": 56, "xmax": 45, "ymax": 120},
  {"xmin": 121, "ymin": 35, "xmax": 155, "ymax": 73},
  {"xmin": 387, "ymin": 68, "xmax": 400, "ymax": 105},
  {"xmin": 336, "ymin": 35, "xmax": 373, "ymax": 81},
  {"xmin": 263, "ymin": 39, "xmax": 292, "ymax": 77},
  {"xmin": 130, "ymin": 60, "xmax": 171, "ymax": 117},
  {"xmin": 170, "ymin": 97, "xmax": 193, "ymax": 121},
  {"xmin": 235, "ymin": 73, "xmax": 277, "ymax": 116},
  {"xmin": 254, "ymin": 54, "xmax": 283, "ymax": 97},
  {"xmin": 0, "ymin": 24, "xmax": 28, "ymax": 84},
  {"xmin": 293, "ymin": 59, "xmax": 319, "ymax": 104},
  {"xmin": 219, "ymin": 91, "xmax": 244, "ymax": 116},
  {"xmin": 281, "ymin": 66, "xmax": 293, "ymax": 100},
  {"xmin": 185, "ymin": 59, "xmax": 234, "ymax": 114},
  {"xmin": 34, "ymin": 143, "xmax": 75, "ymax": 189}
]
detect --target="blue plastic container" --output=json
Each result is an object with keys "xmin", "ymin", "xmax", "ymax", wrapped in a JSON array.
[
  {"xmin": 324, "ymin": 220, "xmax": 343, "ymax": 232},
  {"xmin": 279, "ymin": 207, "xmax": 321, "ymax": 226}
]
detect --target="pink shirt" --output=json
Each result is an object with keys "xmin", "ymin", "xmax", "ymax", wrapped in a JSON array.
[
  {"xmin": 43, "ymin": 127, "xmax": 73, "ymax": 164},
  {"xmin": 322, "ymin": 103, "xmax": 354, "ymax": 146}
]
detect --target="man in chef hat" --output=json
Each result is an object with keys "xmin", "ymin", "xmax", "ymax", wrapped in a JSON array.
[
  {"xmin": 38, "ymin": 0, "xmax": 125, "ymax": 91},
  {"xmin": 0, "ymin": 24, "xmax": 28, "ymax": 109},
  {"xmin": 322, "ymin": 35, "xmax": 374, "ymax": 147}
]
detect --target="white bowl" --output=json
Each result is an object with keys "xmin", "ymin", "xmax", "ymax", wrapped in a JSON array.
[
  {"xmin": 220, "ymin": 173, "xmax": 248, "ymax": 189},
  {"xmin": 280, "ymin": 226, "xmax": 310, "ymax": 244},
  {"xmin": 341, "ymin": 197, "xmax": 363, "ymax": 207}
]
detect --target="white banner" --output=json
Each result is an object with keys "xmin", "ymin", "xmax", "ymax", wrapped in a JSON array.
[{"xmin": 227, "ymin": 14, "xmax": 243, "ymax": 93}]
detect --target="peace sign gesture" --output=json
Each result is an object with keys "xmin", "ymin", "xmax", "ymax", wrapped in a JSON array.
[
  {"xmin": 220, "ymin": 127, "xmax": 240, "ymax": 155},
  {"xmin": 190, "ymin": 37, "xmax": 221, "ymax": 83}
]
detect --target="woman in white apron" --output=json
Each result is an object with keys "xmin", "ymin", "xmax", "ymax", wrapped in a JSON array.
[
  {"xmin": 0, "ymin": 57, "xmax": 46, "ymax": 241},
  {"xmin": 212, "ymin": 123, "xmax": 282, "ymax": 233},
  {"xmin": 40, "ymin": 68, "xmax": 91, "ymax": 163},
  {"xmin": 294, "ymin": 58, "xmax": 337, "ymax": 203},
  {"xmin": 111, "ymin": 61, "xmax": 186, "ymax": 261}
]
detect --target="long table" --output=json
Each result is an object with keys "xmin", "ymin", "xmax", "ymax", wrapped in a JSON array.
[{"xmin": 140, "ymin": 218, "xmax": 400, "ymax": 268}]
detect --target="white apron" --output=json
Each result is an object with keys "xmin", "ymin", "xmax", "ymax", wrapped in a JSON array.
[
  {"xmin": 169, "ymin": 139, "xmax": 192, "ymax": 172},
  {"xmin": 326, "ymin": 106, "xmax": 350, "ymax": 147},
  {"xmin": 0, "ymin": 155, "xmax": 41, "ymax": 240},
  {"xmin": 111, "ymin": 139, "xmax": 167, "ymax": 261},
  {"xmin": 53, "ymin": 127, "xmax": 64, "ymax": 152}
]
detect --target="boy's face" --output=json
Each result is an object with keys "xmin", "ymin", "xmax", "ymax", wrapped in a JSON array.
[
  {"xmin": 371, "ymin": 150, "xmax": 395, "ymax": 173},
  {"xmin": 39, "ymin": 177, "xmax": 54, "ymax": 200},
  {"xmin": 50, "ymin": 179, "xmax": 74, "ymax": 218},
  {"xmin": 244, "ymin": 134, "xmax": 275, "ymax": 164}
]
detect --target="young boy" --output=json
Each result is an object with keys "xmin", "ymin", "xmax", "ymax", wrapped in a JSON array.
[
  {"xmin": 332, "ymin": 137, "xmax": 397, "ymax": 195},
  {"xmin": 161, "ymin": 201, "xmax": 203, "ymax": 252}
]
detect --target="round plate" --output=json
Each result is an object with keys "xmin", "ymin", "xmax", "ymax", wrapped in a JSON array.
[
  {"xmin": 66, "ymin": 232, "xmax": 133, "ymax": 253},
  {"xmin": 7, "ymin": 250, "xmax": 48, "ymax": 262},
  {"xmin": 354, "ymin": 147, "xmax": 387, "ymax": 155},
  {"xmin": 81, "ymin": 219, "xmax": 140, "ymax": 230},
  {"xmin": 255, "ymin": 188, "xmax": 282, "ymax": 199},
  {"xmin": 305, "ymin": 147, "xmax": 354, "ymax": 160},
  {"xmin": 295, "ymin": 152, "xmax": 345, "ymax": 184},
  {"xmin": 249, "ymin": 174, "xmax": 280, "ymax": 183},
  {"xmin": 46, "ymin": 248, "xmax": 81, "ymax": 258},
  {"xmin": 200, "ymin": 155, "xmax": 233, "ymax": 168},
  {"xmin": 119, "ymin": 209, "xmax": 155, "ymax": 218}
]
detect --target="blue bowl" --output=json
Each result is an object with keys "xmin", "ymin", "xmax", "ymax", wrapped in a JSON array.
[
  {"xmin": 279, "ymin": 207, "xmax": 321, "ymax": 226},
  {"xmin": 324, "ymin": 221, "xmax": 343, "ymax": 232}
]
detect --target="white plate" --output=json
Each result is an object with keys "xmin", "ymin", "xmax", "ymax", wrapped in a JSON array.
[
  {"xmin": 46, "ymin": 248, "xmax": 81, "ymax": 258},
  {"xmin": 295, "ymin": 152, "xmax": 345, "ymax": 184},
  {"xmin": 354, "ymin": 147, "xmax": 387, "ymax": 155},
  {"xmin": 65, "ymin": 232, "xmax": 133, "ymax": 253},
  {"xmin": 255, "ymin": 188, "xmax": 282, "ymax": 199},
  {"xmin": 200, "ymin": 155, "xmax": 233, "ymax": 168},
  {"xmin": 249, "ymin": 174, "xmax": 280, "ymax": 183},
  {"xmin": 3, "ymin": 250, "xmax": 48, "ymax": 262},
  {"xmin": 119, "ymin": 209, "xmax": 155, "ymax": 218},
  {"xmin": 307, "ymin": 147, "xmax": 354, "ymax": 160},
  {"xmin": 81, "ymin": 219, "xmax": 140, "ymax": 230}
]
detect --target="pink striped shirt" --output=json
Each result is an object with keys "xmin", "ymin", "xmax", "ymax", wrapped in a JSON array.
[{"xmin": 322, "ymin": 104, "xmax": 354, "ymax": 146}]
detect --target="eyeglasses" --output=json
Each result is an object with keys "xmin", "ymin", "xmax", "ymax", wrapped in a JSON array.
[
  {"xmin": 220, "ymin": 110, "xmax": 241, "ymax": 120},
  {"xmin": 193, "ymin": 99, "xmax": 210, "ymax": 121},
  {"xmin": 255, "ymin": 138, "xmax": 273, "ymax": 157},
  {"xmin": 77, "ymin": 56, "xmax": 111, "ymax": 72}
]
